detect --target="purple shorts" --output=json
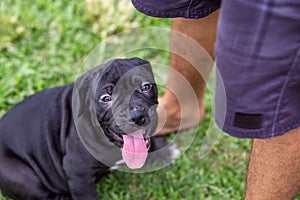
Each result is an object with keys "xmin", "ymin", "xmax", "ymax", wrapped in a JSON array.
[
  {"xmin": 131, "ymin": 0, "xmax": 221, "ymax": 19},
  {"xmin": 215, "ymin": 0, "xmax": 300, "ymax": 138},
  {"xmin": 132, "ymin": 0, "xmax": 300, "ymax": 138}
]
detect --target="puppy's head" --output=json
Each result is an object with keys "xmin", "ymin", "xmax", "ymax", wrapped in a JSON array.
[{"xmin": 94, "ymin": 58, "xmax": 158, "ymax": 169}]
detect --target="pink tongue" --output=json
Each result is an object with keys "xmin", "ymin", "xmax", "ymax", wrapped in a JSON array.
[{"xmin": 122, "ymin": 130, "xmax": 148, "ymax": 169}]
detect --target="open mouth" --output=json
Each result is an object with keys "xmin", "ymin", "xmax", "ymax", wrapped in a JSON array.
[
  {"xmin": 105, "ymin": 128, "xmax": 151, "ymax": 169},
  {"xmin": 106, "ymin": 128, "xmax": 150, "ymax": 149}
]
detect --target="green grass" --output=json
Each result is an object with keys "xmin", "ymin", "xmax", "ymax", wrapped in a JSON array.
[{"xmin": 0, "ymin": 0, "xmax": 287, "ymax": 199}]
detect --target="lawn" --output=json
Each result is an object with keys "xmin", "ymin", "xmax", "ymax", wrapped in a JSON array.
[{"xmin": 0, "ymin": 0, "xmax": 288, "ymax": 199}]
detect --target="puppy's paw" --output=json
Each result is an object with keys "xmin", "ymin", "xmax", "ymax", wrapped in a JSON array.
[{"xmin": 147, "ymin": 136, "xmax": 180, "ymax": 166}]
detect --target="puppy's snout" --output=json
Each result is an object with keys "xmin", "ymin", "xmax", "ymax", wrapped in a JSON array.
[{"xmin": 129, "ymin": 107, "xmax": 146, "ymax": 126}]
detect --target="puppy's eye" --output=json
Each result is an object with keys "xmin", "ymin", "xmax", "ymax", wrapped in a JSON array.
[
  {"xmin": 100, "ymin": 94, "xmax": 112, "ymax": 103},
  {"xmin": 141, "ymin": 82, "xmax": 152, "ymax": 92}
]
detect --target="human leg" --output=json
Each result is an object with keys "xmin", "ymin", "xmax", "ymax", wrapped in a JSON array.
[
  {"xmin": 214, "ymin": 0, "xmax": 300, "ymax": 198},
  {"xmin": 156, "ymin": 10, "xmax": 219, "ymax": 135},
  {"xmin": 245, "ymin": 127, "xmax": 300, "ymax": 199}
]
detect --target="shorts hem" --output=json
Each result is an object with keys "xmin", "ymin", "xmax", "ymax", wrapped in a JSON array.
[
  {"xmin": 132, "ymin": 0, "xmax": 220, "ymax": 19},
  {"xmin": 215, "ymin": 119, "xmax": 300, "ymax": 139}
]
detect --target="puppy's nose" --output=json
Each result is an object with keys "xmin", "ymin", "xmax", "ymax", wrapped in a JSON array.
[{"xmin": 129, "ymin": 107, "xmax": 146, "ymax": 126}]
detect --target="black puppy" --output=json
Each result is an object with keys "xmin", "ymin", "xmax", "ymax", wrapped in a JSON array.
[{"xmin": 0, "ymin": 58, "xmax": 164, "ymax": 200}]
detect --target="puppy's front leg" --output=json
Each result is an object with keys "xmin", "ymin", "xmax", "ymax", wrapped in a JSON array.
[
  {"xmin": 65, "ymin": 171, "xmax": 98, "ymax": 199},
  {"xmin": 63, "ymin": 135, "xmax": 100, "ymax": 200},
  {"xmin": 63, "ymin": 154, "xmax": 99, "ymax": 200}
]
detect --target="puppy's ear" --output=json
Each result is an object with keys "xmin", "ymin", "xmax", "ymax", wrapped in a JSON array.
[
  {"xmin": 72, "ymin": 59, "xmax": 123, "ymax": 167},
  {"xmin": 129, "ymin": 57, "xmax": 151, "ymax": 66}
]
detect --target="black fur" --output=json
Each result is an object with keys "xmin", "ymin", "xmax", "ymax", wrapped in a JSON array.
[{"xmin": 0, "ymin": 58, "xmax": 160, "ymax": 200}]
